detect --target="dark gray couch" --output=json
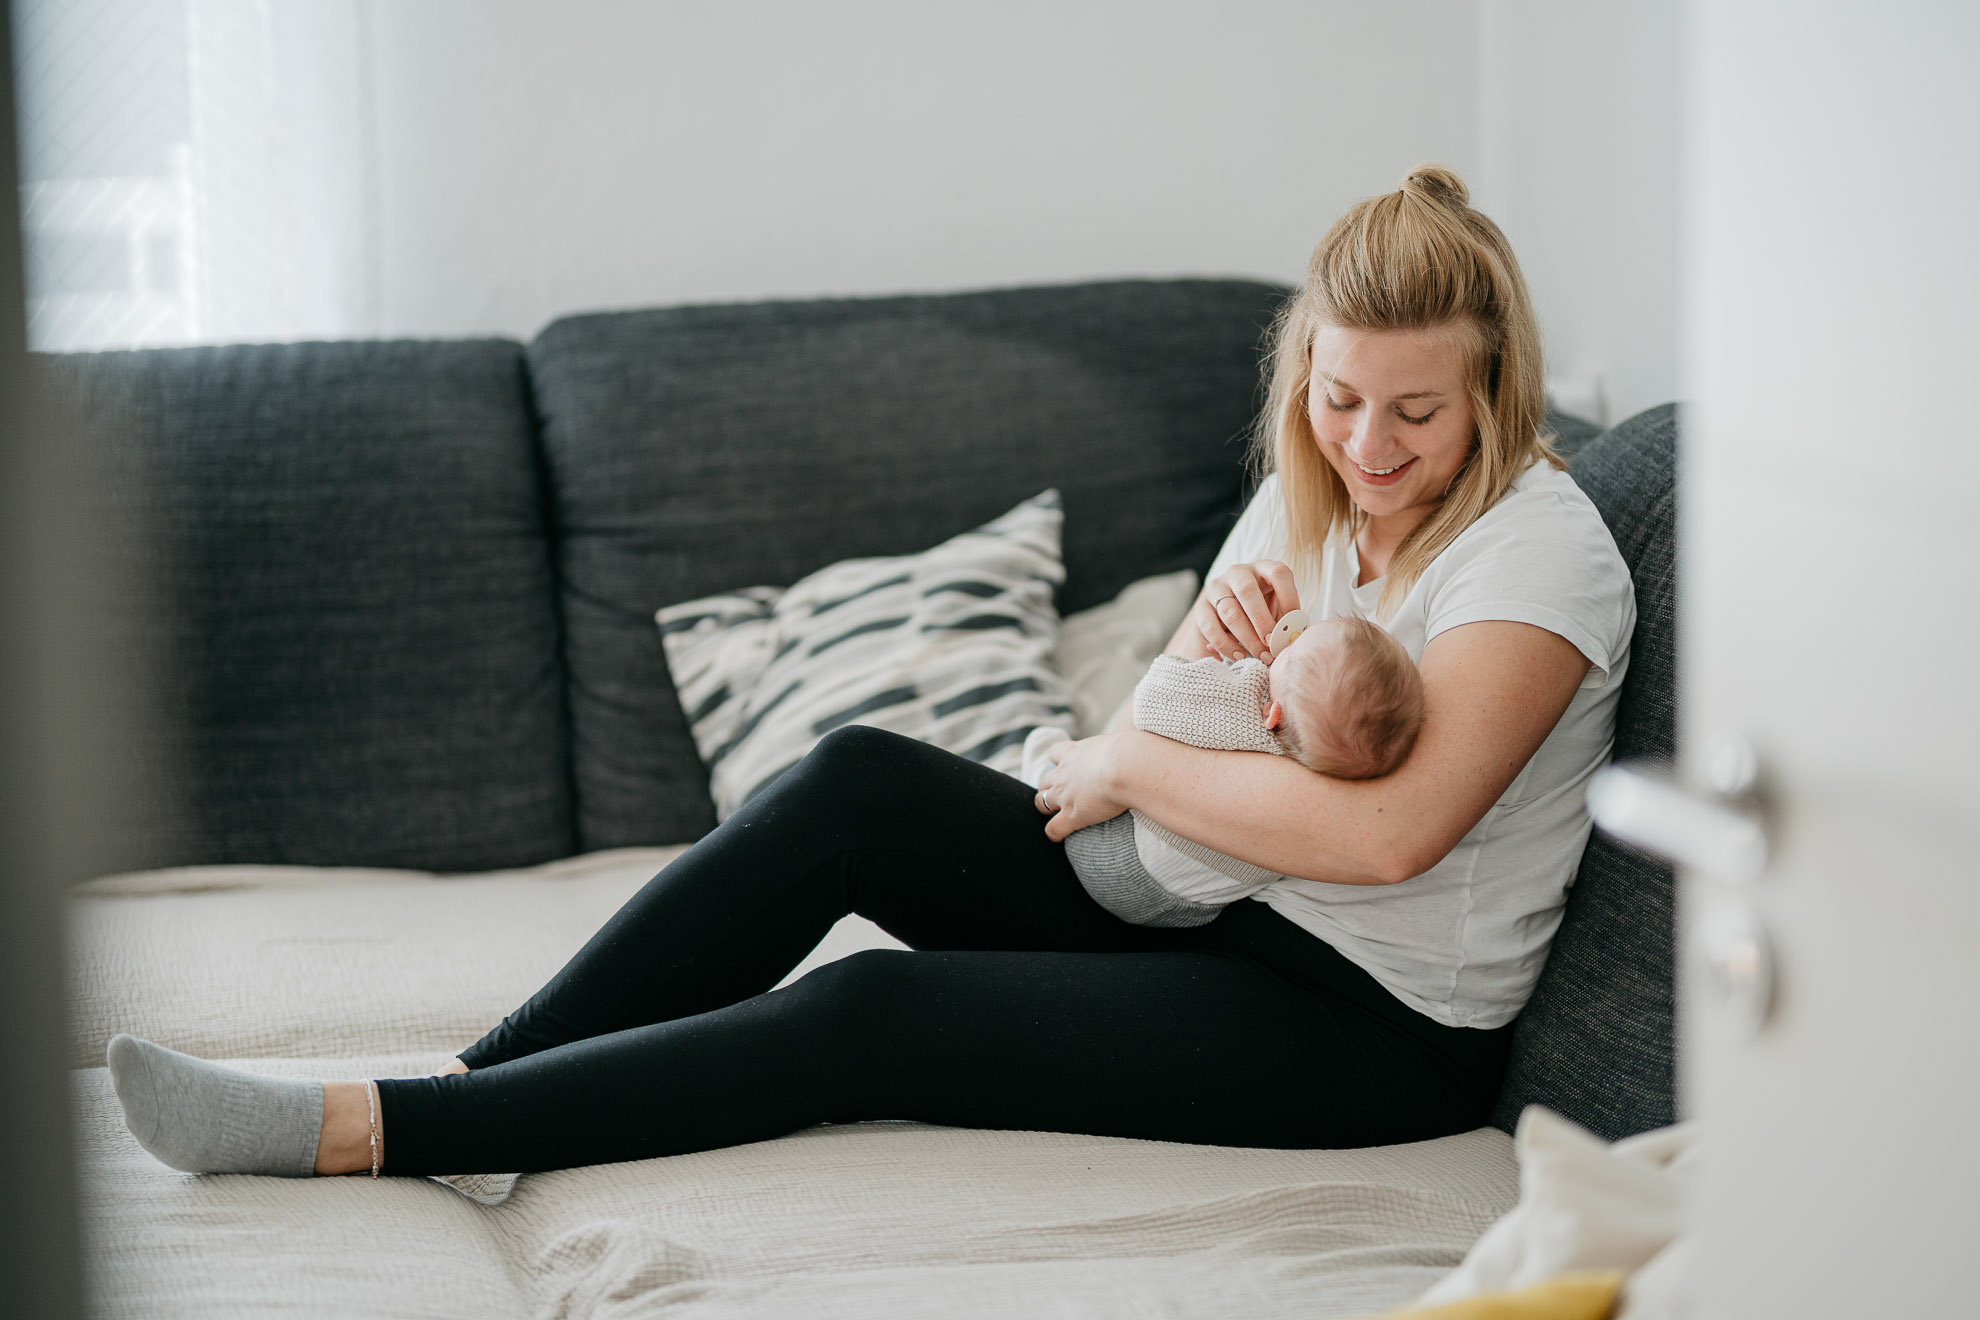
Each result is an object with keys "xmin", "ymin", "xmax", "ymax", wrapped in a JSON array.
[{"xmin": 55, "ymin": 279, "xmax": 1677, "ymax": 1142}]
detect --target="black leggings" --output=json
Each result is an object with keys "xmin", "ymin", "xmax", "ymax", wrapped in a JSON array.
[{"xmin": 376, "ymin": 727, "xmax": 1512, "ymax": 1174}]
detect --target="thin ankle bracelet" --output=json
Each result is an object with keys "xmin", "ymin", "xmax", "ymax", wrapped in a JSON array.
[{"xmin": 366, "ymin": 1080, "xmax": 380, "ymax": 1179}]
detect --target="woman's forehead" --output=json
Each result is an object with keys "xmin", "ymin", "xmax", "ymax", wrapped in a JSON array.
[{"xmin": 1310, "ymin": 324, "xmax": 1465, "ymax": 392}]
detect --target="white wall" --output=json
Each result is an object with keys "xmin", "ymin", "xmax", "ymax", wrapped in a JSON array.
[
  {"xmin": 365, "ymin": 0, "xmax": 1481, "ymax": 339},
  {"xmin": 1475, "ymin": 0, "xmax": 1680, "ymax": 423},
  {"xmin": 22, "ymin": 0, "xmax": 1686, "ymax": 405}
]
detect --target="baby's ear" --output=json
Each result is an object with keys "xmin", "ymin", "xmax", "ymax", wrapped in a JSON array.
[{"xmin": 1262, "ymin": 701, "xmax": 1284, "ymax": 730}]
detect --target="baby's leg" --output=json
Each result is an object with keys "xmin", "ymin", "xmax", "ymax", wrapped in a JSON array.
[{"xmin": 1066, "ymin": 813, "xmax": 1225, "ymax": 927}]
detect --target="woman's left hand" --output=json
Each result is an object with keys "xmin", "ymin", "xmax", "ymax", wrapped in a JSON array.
[{"xmin": 1034, "ymin": 732, "xmax": 1135, "ymax": 841}]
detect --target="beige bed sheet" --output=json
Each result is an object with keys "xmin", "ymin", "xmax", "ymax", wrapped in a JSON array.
[{"xmin": 69, "ymin": 850, "xmax": 1519, "ymax": 1319}]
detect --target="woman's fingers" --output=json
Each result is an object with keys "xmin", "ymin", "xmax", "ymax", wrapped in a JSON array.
[
  {"xmin": 1196, "ymin": 574, "xmax": 1256, "ymax": 659},
  {"xmin": 1203, "ymin": 591, "xmax": 1263, "ymax": 659},
  {"xmin": 1223, "ymin": 572, "xmax": 1282, "ymax": 660},
  {"xmin": 1191, "ymin": 592, "xmax": 1239, "ymax": 660},
  {"xmin": 1035, "ymin": 739, "xmax": 1075, "ymax": 815},
  {"xmin": 1199, "ymin": 562, "xmax": 1298, "ymax": 660},
  {"xmin": 1257, "ymin": 560, "xmax": 1301, "ymax": 616},
  {"xmin": 1036, "ymin": 736, "xmax": 1128, "ymax": 841}
]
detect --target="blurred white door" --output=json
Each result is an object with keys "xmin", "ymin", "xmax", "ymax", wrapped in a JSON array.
[{"xmin": 1684, "ymin": 3, "xmax": 1980, "ymax": 1315}]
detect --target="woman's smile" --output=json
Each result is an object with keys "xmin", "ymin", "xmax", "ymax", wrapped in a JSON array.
[{"xmin": 1350, "ymin": 457, "xmax": 1416, "ymax": 483}]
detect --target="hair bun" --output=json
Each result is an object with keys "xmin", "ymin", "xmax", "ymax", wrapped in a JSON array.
[{"xmin": 1399, "ymin": 165, "xmax": 1470, "ymax": 209}]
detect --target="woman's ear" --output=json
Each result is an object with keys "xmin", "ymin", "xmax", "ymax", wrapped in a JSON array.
[{"xmin": 1263, "ymin": 701, "xmax": 1285, "ymax": 730}]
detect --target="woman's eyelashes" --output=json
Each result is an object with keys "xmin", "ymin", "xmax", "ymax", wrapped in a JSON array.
[{"xmin": 1322, "ymin": 392, "xmax": 1439, "ymax": 426}]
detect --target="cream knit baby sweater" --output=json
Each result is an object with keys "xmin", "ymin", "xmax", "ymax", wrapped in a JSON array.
[{"xmin": 1024, "ymin": 654, "xmax": 1286, "ymax": 927}]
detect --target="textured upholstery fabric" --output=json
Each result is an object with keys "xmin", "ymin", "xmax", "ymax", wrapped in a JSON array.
[
  {"xmin": 530, "ymin": 279, "xmax": 1286, "ymax": 848},
  {"xmin": 73, "ymin": 855, "xmax": 1521, "ymax": 1319},
  {"xmin": 1493, "ymin": 404, "xmax": 1680, "ymax": 1140},
  {"xmin": 49, "ymin": 340, "xmax": 572, "ymax": 874},
  {"xmin": 1546, "ymin": 409, "xmax": 1604, "ymax": 463},
  {"xmin": 77, "ymin": 1059, "xmax": 1518, "ymax": 1320}
]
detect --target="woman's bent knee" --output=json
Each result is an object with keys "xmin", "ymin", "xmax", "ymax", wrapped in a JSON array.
[
  {"xmin": 780, "ymin": 726, "xmax": 1014, "ymax": 820},
  {"xmin": 805, "ymin": 725, "xmax": 939, "ymax": 779}
]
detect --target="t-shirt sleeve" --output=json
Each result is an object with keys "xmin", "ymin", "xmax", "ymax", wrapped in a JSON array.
[
  {"xmin": 1204, "ymin": 474, "xmax": 1291, "ymax": 583},
  {"xmin": 1421, "ymin": 483, "xmax": 1636, "ymax": 687}
]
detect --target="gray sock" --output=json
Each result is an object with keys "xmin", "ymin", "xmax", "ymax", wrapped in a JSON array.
[{"xmin": 106, "ymin": 1034, "xmax": 324, "ymax": 1177}]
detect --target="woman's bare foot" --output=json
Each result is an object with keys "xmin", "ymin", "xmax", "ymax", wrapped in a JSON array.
[
  {"xmin": 432, "ymin": 1057, "xmax": 469, "ymax": 1077},
  {"xmin": 313, "ymin": 1080, "xmax": 381, "ymax": 1175}
]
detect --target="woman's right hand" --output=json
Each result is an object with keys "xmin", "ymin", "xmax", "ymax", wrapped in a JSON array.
[{"xmin": 1188, "ymin": 561, "xmax": 1301, "ymax": 662}]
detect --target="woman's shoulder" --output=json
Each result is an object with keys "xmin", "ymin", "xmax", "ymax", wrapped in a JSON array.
[
  {"xmin": 1415, "ymin": 458, "xmax": 1636, "ymax": 674},
  {"xmin": 1449, "ymin": 459, "xmax": 1627, "ymax": 572}
]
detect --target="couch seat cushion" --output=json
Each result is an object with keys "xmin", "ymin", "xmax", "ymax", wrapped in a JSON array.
[{"xmin": 69, "ymin": 849, "xmax": 686, "ymax": 1068}]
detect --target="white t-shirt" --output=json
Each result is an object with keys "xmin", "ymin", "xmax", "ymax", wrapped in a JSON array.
[{"xmin": 1202, "ymin": 462, "xmax": 1635, "ymax": 1029}]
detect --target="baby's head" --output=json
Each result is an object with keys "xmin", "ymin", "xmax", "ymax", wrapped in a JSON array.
[{"xmin": 1265, "ymin": 616, "xmax": 1423, "ymax": 780}]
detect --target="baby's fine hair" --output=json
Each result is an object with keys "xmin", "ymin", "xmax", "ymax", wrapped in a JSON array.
[{"xmin": 1275, "ymin": 618, "xmax": 1424, "ymax": 780}]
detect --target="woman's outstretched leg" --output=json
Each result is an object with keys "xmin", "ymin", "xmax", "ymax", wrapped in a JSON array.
[
  {"xmin": 106, "ymin": 728, "xmax": 1507, "ymax": 1177},
  {"xmin": 102, "ymin": 729, "xmax": 1182, "ymax": 1179},
  {"xmin": 457, "ymin": 726, "xmax": 1188, "ymax": 1071},
  {"xmin": 380, "ymin": 933, "xmax": 1500, "ymax": 1174}
]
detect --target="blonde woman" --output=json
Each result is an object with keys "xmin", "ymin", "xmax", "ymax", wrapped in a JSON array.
[{"xmin": 107, "ymin": 167, "xmax": 1634, "ymax": 1179}]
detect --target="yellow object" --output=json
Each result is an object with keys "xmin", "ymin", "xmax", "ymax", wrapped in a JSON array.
[{"xmin": 1370, "ymin": 1270, "xmax": 1625, "ymax": 1320}]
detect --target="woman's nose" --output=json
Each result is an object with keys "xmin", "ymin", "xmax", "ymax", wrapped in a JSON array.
[{"xmin": 1344, "ymin": 414, "xmax": 1389, "ymax": 462}]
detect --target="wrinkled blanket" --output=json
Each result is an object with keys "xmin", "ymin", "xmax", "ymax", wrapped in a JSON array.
[{"xmin": 72, "ymin": 850, "xmax": 1519, "ymax": 1319}]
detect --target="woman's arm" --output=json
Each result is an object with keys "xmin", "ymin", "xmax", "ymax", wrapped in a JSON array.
[{"xmin": 1043, "ymin": 619, "xmax": 1589, "ymax": 885}]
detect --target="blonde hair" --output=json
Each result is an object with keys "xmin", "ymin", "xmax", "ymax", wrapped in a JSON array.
[
  {"xmin": 1273, "ymin": 617, "xmax": 1423, "ymax": 780},
  {"xmin": 1254, "ymin": 165, "xmax": 1562, "ymax": 617}
]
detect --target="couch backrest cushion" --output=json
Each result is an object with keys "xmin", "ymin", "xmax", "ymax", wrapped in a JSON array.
[
  {"xmin": 53, "ymin": 340, "xmax": 573, "ymax": 875},
  {"xmin": 1492, "ymin": 403, "xmax": 1680, "ymax": 1140},
  {"xmin": 529, "ymin": 279, "xmax": 1286, "ymax": 849}
]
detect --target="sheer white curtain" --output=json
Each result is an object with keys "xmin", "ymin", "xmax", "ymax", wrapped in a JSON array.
[{"xmin": 14, "ymin": 0, "xmax": 380, "ymax": 350}]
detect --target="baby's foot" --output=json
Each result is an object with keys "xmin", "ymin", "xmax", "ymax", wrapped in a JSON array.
[{"xmin": 106, "ymin": 1034, "xmax": 322, "ymax": 1177}]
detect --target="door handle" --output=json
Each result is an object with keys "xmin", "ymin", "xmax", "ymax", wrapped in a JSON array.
[
  {"xmin": 1585, "ymin": 758, "xmax": 1768, "ymax": 885},
  {"xmin": 1587, "ymin": 741, "xmax": 1777, "ymax": 1034}
]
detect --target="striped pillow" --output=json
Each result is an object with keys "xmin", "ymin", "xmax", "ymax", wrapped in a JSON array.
[{"xmin": 657, "ymin": 490, "xmax": 1074, "ymax": 818}]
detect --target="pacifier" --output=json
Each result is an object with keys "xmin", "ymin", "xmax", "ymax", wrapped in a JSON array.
[{"xmin": 1266, "ymin": 609, "xmax": 1310, "ymax": 658}]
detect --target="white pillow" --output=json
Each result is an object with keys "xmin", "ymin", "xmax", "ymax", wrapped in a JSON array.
[
  {"xmin": 1417, "ymin": 1105, "xmax": 1697, "ymax": 1318},
  {"xmin": 1051, "ymin": 568, "xmax": 1200, "ymax": 737},
  {"xmin": 657, "ymin": 490, "xmax": 1073, "ymax": 819}
]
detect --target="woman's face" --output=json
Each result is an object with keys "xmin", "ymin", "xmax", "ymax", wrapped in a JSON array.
[{"xmin": 1306, "ymin": 323, "xmax": 1477, "ymax": 534}]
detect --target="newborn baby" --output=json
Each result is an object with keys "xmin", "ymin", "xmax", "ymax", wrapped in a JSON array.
[{"xmin": 1024, "ymin": 613, "xmax": 1424, "ymax": 927}]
